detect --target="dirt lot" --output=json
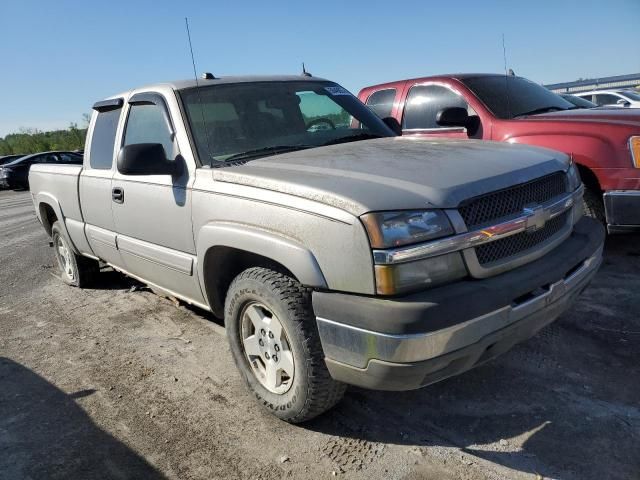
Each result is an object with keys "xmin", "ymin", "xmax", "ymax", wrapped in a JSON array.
[{"xmin": 1, "ymin": 188, "xmax": 639, "ymax": 480}]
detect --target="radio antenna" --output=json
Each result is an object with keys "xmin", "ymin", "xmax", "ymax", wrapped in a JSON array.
[
  {"xmin": 502, "ymin": 33, "xmax": 512, "ymax": 119},
  {"xmin": 185, "ymin": 17, "xmax": 213, "ymax": 164}
]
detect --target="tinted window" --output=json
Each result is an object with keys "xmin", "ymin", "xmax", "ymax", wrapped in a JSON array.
[
  {"xmin": 297, "ymin": 89, "xmax": 353, "ymax": 130},
  {"xmin": 365, "ymin": 89, "xmax": 396, "ymax": 118},
  {"xmin": 561, "ymin": 94, "xmax": 596, "ymax": 108},
  {"xmin": 595, "ymin": 94, "xmax": 623, "ymax": 106},
  {"xmin": 461, "ymin": 76, "xmax": 573, "ymax": 119},
  {"xmin": 90, "ymin": 107, "xmax": 122, "ymax": 169},
  {"xmin": 576, "ymin": 94, "xmax": 594, "ymax": 103},
  {"xmin": 403, "ymin": 85, "xmax": 468, "ymax": 129},
  {"xmin": 38, "ymin": 154, "xmax": 58, "ymax": 164},
  {"xmin": 124, "ymin": 103, "xmax": 173, "ymax": 157},
  {"xmin": 619, "ymin": 90, "xmax": 640, "ymax": 101},
  {"xmin": 59, "ymin": 153, "xmax": 82, "ymax": 164}
]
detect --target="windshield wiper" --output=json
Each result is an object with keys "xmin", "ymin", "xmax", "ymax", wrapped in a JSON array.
[
  {"xmin": 515, "ymin": 106, "xmax": 567, "ymax": 117},
  {"xmin": 322, "ymin": 133, "xmax": 383, "ymax": 146},
  {"xmin": 221, "ymin": 145, "xmax": 313, "ymax": 163}
]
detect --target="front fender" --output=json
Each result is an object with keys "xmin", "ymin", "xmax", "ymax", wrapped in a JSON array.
[
  {"xmin": 196, "ymin": 222, "xmax": 328, "ymax": 290},
  {"xmin": 505, "ymin": 133, "xmax": 620, "ymax": 172}
]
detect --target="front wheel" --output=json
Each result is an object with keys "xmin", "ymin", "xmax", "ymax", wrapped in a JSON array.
[
  {"xmin": 225, "ymin": 267, "xmax": 346, "ymax": 423},
  {"xmin": 51, "ymin": 221, "xmax": 99, "ymax": 287}
]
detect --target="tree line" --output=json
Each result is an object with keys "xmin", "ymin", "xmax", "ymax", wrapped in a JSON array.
[{"xmin": 0, "ymin": 120, "xmax": 88, "ymax": 156}]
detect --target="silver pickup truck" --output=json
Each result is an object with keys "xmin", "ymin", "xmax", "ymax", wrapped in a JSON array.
[{"xmin": 30, "ymin": 75, "xmax": 604, "ymax": 422}]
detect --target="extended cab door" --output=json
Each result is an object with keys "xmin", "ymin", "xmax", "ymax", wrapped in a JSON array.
[
  {"xmin": 79, "ymin": 98, "xmax": 125, "ymax": 266},
  {"xmin": 111, "ymin": 91, "xmax": 206, "ymax": 305},
  {"xmin": 400, "ymin": 83, "xmax": 478, "ymax": 139}
]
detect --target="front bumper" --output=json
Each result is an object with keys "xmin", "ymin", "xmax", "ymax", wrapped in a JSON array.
[
  {"xmin": 604, "ymin": 190, "xmax": 640, "ymax": 233},
  {"xmin": 313, "ymin": 217, "xmax": 604, "ymax": 391}
]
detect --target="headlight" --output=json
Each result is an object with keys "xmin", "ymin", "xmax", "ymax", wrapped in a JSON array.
[
  {"xmin": 361, "ymin": 209, "xmax": 464, "ymax": 295},
  {"xmin": 361, "ymin": 210, "xmax": 454, "ymax": 248},
  {"xmin": 630, "ymin": 136, "xmax": 640, "ymax": 168},
  {"xmin": 374, "ymin": 253, "xmax": 467, "ymax": 295},
  {"xmin": 0, "ymin": 168, "xmax": 7, "ymax": 179},
  {"xmin": 567, "ymin": 158, "xmax": 581, "ymax": 191}
]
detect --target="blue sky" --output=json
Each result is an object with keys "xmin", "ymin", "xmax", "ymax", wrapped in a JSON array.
[{"xmin": 1, "ymin": 0, "xmax": 638, "ymax": 137}]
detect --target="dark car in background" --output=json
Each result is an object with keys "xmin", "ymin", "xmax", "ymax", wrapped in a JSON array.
[
  {"xmin": 0, "ymin": 154, "xmax": 26, "ymax": 165},
  {"xmin": 0, "ymin": 151, "xmax": 82, "ymax": 190}
]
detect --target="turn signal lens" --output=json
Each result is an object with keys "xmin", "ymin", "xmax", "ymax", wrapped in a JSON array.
[
  {"xmin": 630, "ymin": 136, "xmax": 640, "ymax": 168},
  {"xmin": 374, "ymin": 252, "xmax": 467, "ymax": 295}
]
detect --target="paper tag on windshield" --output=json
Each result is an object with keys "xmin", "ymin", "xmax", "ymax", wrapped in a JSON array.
[{"xmin": 324, "ymin": 86, "xmax": 352, "ymax": 96}]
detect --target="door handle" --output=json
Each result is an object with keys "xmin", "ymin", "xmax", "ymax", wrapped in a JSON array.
[{"xmin": 112, "ymin": 187, "xmax": 124, "ymax": 204}]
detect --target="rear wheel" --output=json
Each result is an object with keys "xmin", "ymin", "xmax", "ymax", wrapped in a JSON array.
[
  {"xmin": 51, "ymin": 221, "xmax": 99, "ymax": 287},
  {"xmin": 582, "ymin": 186, "xmax": 606, "ymax": 225},
  {"xmin": 225, "ymin": 267, "xmax": 346, "ymax": 423}
]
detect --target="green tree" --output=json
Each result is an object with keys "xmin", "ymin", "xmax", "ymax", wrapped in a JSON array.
[{"xmin": 0, "ymin": 125, "xmax": 87, "ymax": 155}]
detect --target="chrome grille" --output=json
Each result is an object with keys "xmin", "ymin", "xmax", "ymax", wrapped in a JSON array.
[
  {"xmin": 459, "ymin": 172, "xmax": 568, "ymax": 228},
  {"xmin": 475, "ymin": 211, "xmax": 570, "ymax": 265}
]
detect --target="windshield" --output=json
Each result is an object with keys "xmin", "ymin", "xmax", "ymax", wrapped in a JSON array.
[
  {"xmin": 619, "ymin": 90, "xmax": 640, "ymax": 101},
  {"xmin": 179, "ymin": 81, "xmax": 394, "ymax": 165},
  {"xmin": 461, "ymin": 75, "xmax": 574, "ymax": 119}
]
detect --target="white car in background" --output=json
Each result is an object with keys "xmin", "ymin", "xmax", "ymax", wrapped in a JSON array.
[{"xmin": 575, "ymin": 89, "xmax": 640, "ymax": 108}]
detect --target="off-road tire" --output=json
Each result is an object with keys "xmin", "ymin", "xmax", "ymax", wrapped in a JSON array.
[
  {"xmin": 225, "ymin": 267, "xmax": 346, "ymax": 423},
  {"xmin": 51, "ymin": 221, "xmax": 99, "ymax": 287},
  {"xmin": 582, "ymin": 187, "xmax": 606, "ymax": 225}
]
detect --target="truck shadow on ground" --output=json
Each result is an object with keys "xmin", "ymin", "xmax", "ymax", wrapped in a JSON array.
[
  {"xmin": 89, "ymin": 268, "xmax": 145, "ymax": 291},
  {"xmin": 306, "ymin": 234, "xmax": 640, "ymax": 480},
  {"xmin": 0, "ymin": 357, "xmax": 166, "ymax": 480}
]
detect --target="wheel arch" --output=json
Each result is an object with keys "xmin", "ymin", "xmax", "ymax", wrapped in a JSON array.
[
  {"xmin": 196, "ymin": 223, "xmax": 328, "ymax": 318},
  {"xmin": 576, "ymin": 163, "xmax": 602, "ymax": 193},
  {"xmin": 38, "ymin": 202, "xmax": 58, "ymax": 237}
]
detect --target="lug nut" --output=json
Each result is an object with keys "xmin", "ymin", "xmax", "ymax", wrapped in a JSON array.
[
  {"xmin": 259, "ymin": 339, "xmax": 264, "ymax": 347},
  {"xmin": 265, "ymin": 352, "xmax": 270, "ymax": 359},
  {"xmin": 260, "ymin": 329, "xmax": 266, "ymax": 336},
  {"xmin": 274, "ymin": 344, "xmax": 280, "ymax": 352},
  {"xmin": 273, "ymin": 355, "xmax": 278, "ymax": 362},
  {"xmin": 268, "ymin": 331, "xmax": 274, "ymax": 339}
]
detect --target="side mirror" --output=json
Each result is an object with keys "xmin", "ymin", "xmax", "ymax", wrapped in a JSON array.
[
  {"xmin": 436, "ymin": 107, "xmax": 469, "ymax": 127},
  {"xmin": 616, "ymin": 99, "xmax": 631, "ymax": 107},
  {"xmin": 382, "ymin": 116, "xmax": 402, "ymax": 136},
  {"xmin": 117, "ymin": 143, "xmax": 177, "ymax": 176}
]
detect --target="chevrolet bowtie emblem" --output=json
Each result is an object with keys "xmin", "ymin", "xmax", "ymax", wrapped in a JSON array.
[{"xmin": 523, "ymin": 204, "xmax": 550, "ymax": 232}]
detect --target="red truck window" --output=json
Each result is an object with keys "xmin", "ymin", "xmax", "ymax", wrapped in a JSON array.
[
  {"xmin": 403, "ymin": 85, "xmax": 468, "ymax": 130},
  {"xmin": 365, "ymin": 89, "xmax": 396, "ymax": 118}
]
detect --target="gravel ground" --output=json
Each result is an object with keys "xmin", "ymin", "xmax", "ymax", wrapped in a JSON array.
[{"xmin": 1, "ymin": 188, "xmax": 639, "ymax": 480}]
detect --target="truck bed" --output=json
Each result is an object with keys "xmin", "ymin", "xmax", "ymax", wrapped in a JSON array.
[{"xmin": 29, "ymin": 163, "xmax": 84, "ymax": 238}]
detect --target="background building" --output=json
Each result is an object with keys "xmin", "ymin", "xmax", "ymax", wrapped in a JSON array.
[{"xmin": 545, "ymin": 73, "xmax": 640, "ymax": 94}]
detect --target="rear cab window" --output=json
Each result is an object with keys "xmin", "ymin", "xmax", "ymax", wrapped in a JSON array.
[
  {"xmin": 89, "ymin": 99, "xmax": 123, "ymax": 170},
  {"xmin": 365, "ymin": 89, "xmax": 396, "ymax": 118}
]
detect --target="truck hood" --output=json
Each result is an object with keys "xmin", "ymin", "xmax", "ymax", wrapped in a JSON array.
[
  {"xmin": 525, "ymin": 108, "xmax": 640, "ymax": 128},
  {"xmin": 212, "ymin": 137, "xmax": 568, "ymax": 216}
]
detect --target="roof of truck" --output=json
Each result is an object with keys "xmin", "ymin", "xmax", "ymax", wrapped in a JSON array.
[
  {"xmin": 143, "ymin": 75, "xmax": 331, "ymax": 92},
  {"xmin": 359, "ymin": 73, "xmax": 508, "ymax": 92},
  {"xmin": 101, "ymin": 75, "xmax": 333, "ymax": 103}
]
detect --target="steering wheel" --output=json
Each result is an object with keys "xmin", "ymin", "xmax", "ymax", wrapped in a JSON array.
[{"xmin": 306, "ymin": 117, "xmax": 336, "ymax": 131}]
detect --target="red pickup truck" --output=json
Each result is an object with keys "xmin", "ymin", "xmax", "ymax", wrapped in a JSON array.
[{"xmin": 359, "ymin": 74, "xmax": 640, "ymax": 233}]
